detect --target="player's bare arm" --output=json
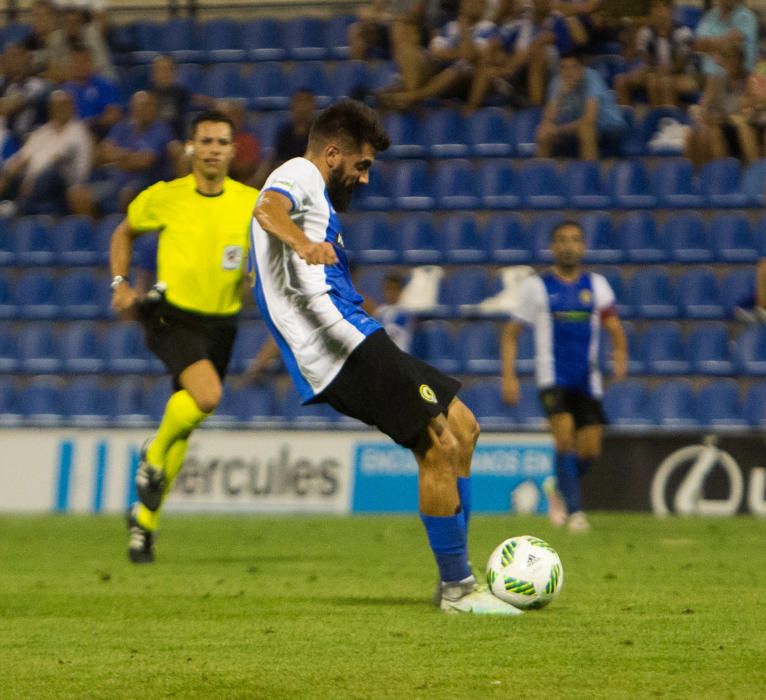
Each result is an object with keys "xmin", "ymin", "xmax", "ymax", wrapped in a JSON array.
[
  {"xmin": 501, "ymin": 320, "xmax": 523, "ymax": 405},
  {"xmin": 254, "ymin": 190, "xmax": 338, "ymax": 266},
  {"xmin": 603, "ymin": 315, "xmax": 628, "ymax": 380},
  {"xmin": 109, "ymin": 217, "xmax": 141, "ymax": 313}
]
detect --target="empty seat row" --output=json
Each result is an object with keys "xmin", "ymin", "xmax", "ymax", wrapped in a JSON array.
[{"xmin": 351, "ymin": 157, "xmax": 766, "ymax": 211}]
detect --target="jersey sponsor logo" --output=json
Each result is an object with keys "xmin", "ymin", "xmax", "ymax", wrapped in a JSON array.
[
  {"xmin": 419, "ymin": 384, "xmax": 437, "ymax": 404},
  {"xmin": 553, "ymin": 310, "xmax": 591, "ymax": 322},
  {"xmin": 271, "ymin": 177, "xmax": 295, "ymax": 191},
  {"xmin": 222, "ymin": 245, "xmax": 243, "ymax": 270}
]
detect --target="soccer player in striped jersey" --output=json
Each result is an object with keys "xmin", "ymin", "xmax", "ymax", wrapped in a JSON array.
[
  {"xmin": 501, "ymin": 220, "xmax": 628, "ymax": 532},
  {"xmin": 250, "ymin": 100, "xmax": 520, "ymax": 615}
]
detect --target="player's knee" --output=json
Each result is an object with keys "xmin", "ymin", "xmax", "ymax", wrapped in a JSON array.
[{"xmin": 193, "ymin": 386, "xmax": 222, "ymax": 414}]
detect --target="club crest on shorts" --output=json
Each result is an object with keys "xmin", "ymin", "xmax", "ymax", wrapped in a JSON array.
[{"xmin": 419, "ymin": 384, "xmax": 437, "ymax": 404}]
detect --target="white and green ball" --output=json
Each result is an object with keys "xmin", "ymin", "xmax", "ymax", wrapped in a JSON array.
[{"xmin": 486, "ymin": 535, "xmax": 564, "ymax": 610}]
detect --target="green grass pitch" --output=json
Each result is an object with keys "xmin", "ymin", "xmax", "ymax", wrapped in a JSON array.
[{"xmin": 1, "ymin": 513, "xmax": 765, "ymax": 699}]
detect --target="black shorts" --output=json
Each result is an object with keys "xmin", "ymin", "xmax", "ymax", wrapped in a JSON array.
[
  {"xmin": 312, "ymin": 329, "xmax": 461, "ymax": 449},
  {"xmin": 539, "ymin": 386, "xmax": 607, "ymax": 429},
  {"xmin": 140, "ymin": 299, "xmax": 238, "ymax": 389}
]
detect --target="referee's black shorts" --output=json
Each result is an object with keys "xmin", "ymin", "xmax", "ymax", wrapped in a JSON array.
[
  {"xmin": 140, "ymin": 298, "xmax": 238, "ymax": 389},
  {"xmin": 312, "ymin": 329, "xmax": 461, "ymax": 449}
]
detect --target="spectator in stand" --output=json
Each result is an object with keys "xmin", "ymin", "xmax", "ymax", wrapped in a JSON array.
[
  {"xmin": 465, "ymin": 0, "xmax": 575, "ymax": 112},
  {"xmin": 63, "ymin": 45, "xmax": 122, "ymax": 139},
  {"xmin": 0, "ymin": 44, "xmax": 50, "ymax": 141},
  {"xmin": 275, "ymin": 89, "xmax": 316, "ymax": 164},
  {"xmin": 149, "ymin": 55, "xmax": 191, "ymax": 141},
  {"xmin": 349, "ymin": 1, "xmax": 429, "ymax": 93},
  {"xmin": 0, "ymin": 90, "xmax": 92, "ymax": 215},
  {"xmin": 69, "ymin": 90, "xmax": 172, "ymax": 216},
  {"xmin": 22, "ymin": 0, "xmax": 59, "ymax": 75},
  {"xmin": 614, "ymin": 0, "xmax": 697, "ymax": 107},
  {"xmin": 684, "ymin": 44, "xmax": 751, "ymax": 168},
  {"xmin": 381, "ymin": 0, "xmax": 496, "ymax": 109},
  {"xmin": 536, "ymin": 50, "xmax": 627, "ymax": 160},
  {"xmin": 48, "ymin": 4, "xmax": 116, "ymax": 81},
  {"xmin": 694, "ymin": 0, "xmax": 757, "ymax": 79},
  {"xmin": 366, "ymin": 271, "xmax": 415, "ymax": 353}
]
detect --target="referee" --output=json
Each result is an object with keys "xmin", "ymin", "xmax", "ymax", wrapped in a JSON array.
[{"xmin": 110, "ymin": 110, "xmax": 259, "ymax": 563}]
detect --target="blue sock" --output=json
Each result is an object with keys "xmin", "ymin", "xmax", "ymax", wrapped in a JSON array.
[
  {"xmin": 577, "ymin": 458, "xmax": 591, "ymax": 477},
  {"xmin": 555, "ymin": 451, "xmax": 582, "ymax": 514},
  {"xmin": 457, "ymin": 477, "xmax": 471, "ymax": 532},
  {"xmin": 420, "ymin": 512, "xmax": 472, "ymax": 583}
]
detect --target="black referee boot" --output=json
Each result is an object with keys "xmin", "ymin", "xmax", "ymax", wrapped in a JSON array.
[
  {"xmin": 135, "ymin": 439, "xmax": 166, "ymax": 511},
  {"xmin": 127, "ymin": 505, "xmax": 155, "ymax": 564}
]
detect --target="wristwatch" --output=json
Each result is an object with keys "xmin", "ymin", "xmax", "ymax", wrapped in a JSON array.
[{"xmin": 110, "ymin": 275, "xmax": 127, "ymax": 291}]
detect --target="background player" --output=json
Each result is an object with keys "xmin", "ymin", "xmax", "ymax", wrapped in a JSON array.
[
  {"xmin": 250, "ymin": 99, "xmax": 520, "ymax": 615},
  {"xmin": 501, "ymin": 220, "xmax": 627, "ymax": 533},
  {"xmin": 110, "ymin": 110, "xmax": 259, "ymax": 563}
]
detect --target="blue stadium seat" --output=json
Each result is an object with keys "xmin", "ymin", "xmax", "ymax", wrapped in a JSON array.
[
  {"xmin": 383, "ymin": 113, "xmax": 427, "ymax": 159},
  {"xmin": 331, "ymin": 61, "xmax": 371, "ymax": 100},
  {"xmin": 392, "ymin": 161, "xmax": 435, "ymax": 210},
  {"xmin": 251, "ymin": 111, "xmax": 284, "ymax": 156},
  {"xmin": 652, "ymin": 158, "xmax": 703, "ymax": 208},
  {"xmin": 243, "ymin": 62, "xmax": 290, "ymax": 110},
  {"xmin": 674, "ymin": 4, "xmax": 702, "ymax": 28},
  {"xmin": 236, "ymin": 385, "xmax": 279, "ymax": 424},
  {"xmin": 200, "ymin": 18, "xmax": 245, "ymax": 62},
  {"xmin": 366, "ymin": 62, "xmax": 398, "ymax": 92},
  {"xmin": 696, "ymin": 379, "xmax": 747, "ymax": 429},
  {"xmin": 433, "ymin": 160, "xmax": 480, "ymax": 209},
  {"xmin": 95, "ymin": 213, "xmax": 122, "ymax": 264},
  {"xmin": 720, "ymin": 268, "xmax": 755, "ymax": 315},
  {"xmin": 515, "ymin": 325, "xmax": 536, "ymax": 375},
  {"xmin": 175, "ymin": 63, "xmax": 204, "ymax": 92},
  {"xmin": 0, "ymin": 323, "xmax": 18, "ymax": 372},
  {"xmin": 205, "ymin": 388, "xmax": 242, "ymax": 427},
  {"xmin": 743, "ymin": 383, "xmax": 766, "ymax": 427},
  {"xmin": 699, "ymin": 158, "xmax": 748, "ymax": 208},
  {"xmin": 230, "ymin": 322, "xmax": 269, "ymax": 374},
  {"xmin": 66, "ymin": 377, "xmax": 111, "ymax": 426},
  {"xmin": 483, "ymin": 214, "xmax": 532, "ymax": 264},
  {"xmin": 355, "ymin": 268, "xmax": 389, "ymax": 303},
  {"xmin": 563, "ymin": 161, "xmax": 611, "ymax": 209},
  {"xmin": 144, "ymin": 379, "xmax": 173, "ymax": 422},
  {"xmin": 649, "ymin": 379, "xmax": 699, "ymax": 429},
  {"xmin": 0, "ymin": 272, "xmax": 15, "ymax": 319},
  {"xmin": 0, "ymin": 218, "xmax": 14, "ymax": 266},
  {"xmin": 200, "ymin": 63, "xmax": 243, "ymax": 99},
  {"xmin": 243, "ymin": 19, "xmax": 287, "ymax": 62},
  {"xmin": 529, "ymin": 213, "xmax": 565, "ymax": 263},
  {"xmin": 281, "ymin": 385, "xmax": 337, "ymax": 427},
  {"xmin": 18, "ymin": 378, "xmax": 64, "ymax": 426},
  {"xmin": 755, "ymin": 216, "xmax": 766, "ymax": 256},
  {"xmin": 630, "ymin": 269, "xmax": 678, "ymax": 318},
  {"xmin": 283, "ymin": 17, "xmax": 330, "ymax": 61},
  {"xmin": 478, "ymin": 161, "xmax": 522, "ymax": 209},
  {"xmin": 460, "ymin": 379, "xmax": 516, "ymax": 429},
  {"xmin": 675, "ymin": 269, "xmax": 724, "ymax": 319},
  {"xmin": 618, "ymin": 212, "xmax": 667, "ymax": 263},
  {"xmin": 740, "ymin": 159, "xmax": 766, "ymax": 206},
  {"xmin": 130, "ymin": 21, "xmax": 162, "ymax": 63},
  {"xmin": 13, "ymin": 216, "xmax": 55, "ymax": 266},
  {"xmin": 399, "ymin": 214, "xmax": 442, "ymax": 264},
  {"xmin": 602, "ymin": 380, "xmax": 652, "ymax": 428},
  {"xmin": 617, "ymin": 106, "xmax": 643, "ymax": 157},
  {"xmin": 288, "ymin": 62, "xmax": 333, "ymax": 107},
  {"xmin": 442, "ymin": 215, "xmax": 487, "ymax": 263},
  {"xmin": 637, "ymin": 322, "xmax": 688, "ymax": 374},
  {"xmin": 15, "ymin": 271, "xmax": 58, "ymax": 320},
  {"xmin": 440, "ymin": 267, "xmax": 496, "ymax": 317},
  {"xmin": 600, "ymin": 267, "xmax": 633, "ymax": 320},
  {"xmin": 519, "ymin": 160, "xmax": 566, "ymax": 209},
  {"xmin": 112, "ymin": 377, "xmax": 152, "ymax": 427},
  {"xmin": 468, "ymin": 108, "xmax": 513, "ymax": 157},
  {"xmin": 348, "ymin": 214, "xmax": 399, "ymax": 264},
  {"xmin": 0, "ymin": 377, "xmax": 19, "ymax": 426},
  {"xmin": 57, "ymin": 271, "xmax": 105, "ymax": 320},
  {"xmin": 516, "ymin": 379, "xmax": 546, "ymax": 428},
  {"xmin": 581, "ymin": 212, "xmax": 622, "ymax": 263},
  {"xmin": 606, "ymin": 161, "xmax": 656, "ymax": 208},
  {"xmin": 427, "ymin": 110, "xmax": 469, "ymax": 158},
  {"xmin": 458, "ymin": 322, "xmax": 500, "ymax": 374},
  {"xmin": 662, "ymin": 213, "xmax": 714, "ymax": 263},
  {"xmin": 162, "ymin": 19, "xmax": 203, "ymax": 62},
  {"xmin": 733, "ymin": 325, "xmax": 766, "ymax": 375},
  {"xmin": 710, "ymin": 213, "xmax": 757, "ymax": 263},
  {"xmin": 326, "ymin": 15, "xmax": 354, "ymax": 59},
  {"xmin": 60, "ymin": 322, "xmax": 106, "ymax": 374},
  {"xmin": 599, "ymin": 321, "xmax": 642, "ymax": 373},
  {"xmin": 53, "ymin": 216, "xmax": 100, "ymax": 266},
  {"xmin": 687, "ymin": 323, "xmax": 733, "ymax": 376},
  {"xmin": 1, "ymin": 23, "xmax": 32, "ymax": 48},
  {"xmin": 508, "ymin": 108, "xmax": 541, "ymax": 156},
  {"xmin": 412, "ymin": 320, "xmax": 460, "ymax": 373},
  {"xmin": 353, "ymin": 164, "xmax": 393, "ymax": 211},
  {"xmin": 105, "ymin": 323, "xmax": 154, "ymax": 374},
  {"xmin": 17, "ymin": 326, "xmax": 61, "ymax": 374}
]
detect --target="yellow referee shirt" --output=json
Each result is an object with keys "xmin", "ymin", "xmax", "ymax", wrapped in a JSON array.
[{"xmin": 128, "ymin": 174, "xmax": 259, "ymax": 316}]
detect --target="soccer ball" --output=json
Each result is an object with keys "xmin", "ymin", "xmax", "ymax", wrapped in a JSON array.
[{"xmin": 485, "ymin": 535, "xmax": 564, "ymax": 610}]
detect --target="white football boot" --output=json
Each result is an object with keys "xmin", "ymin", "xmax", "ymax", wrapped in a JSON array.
[{"xmin": 439, "ymin": 578, "xmax": 524, "ymax": 616}]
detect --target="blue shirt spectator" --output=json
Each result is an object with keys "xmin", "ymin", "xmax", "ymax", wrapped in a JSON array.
[
  {"xmin": 105, "ymin": 115, "xmax": 173, "ymax": 187},
  {"xmin": 695, "ymin": 0, "xmax": 757, "ymax": 75},
  {"xmin": 548, "ymin": 65, "xmax": 625, "ymax": 132}
]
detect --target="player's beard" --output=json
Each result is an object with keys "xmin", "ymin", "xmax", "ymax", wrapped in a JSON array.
[{"xmin": 327, "ymin": 168, "xmax": 355, "ymax": 212}]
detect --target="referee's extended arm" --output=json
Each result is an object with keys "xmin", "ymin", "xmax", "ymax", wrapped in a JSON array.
[
  {"xmin": 109, "ymin": 217, "xmax": 140, "ymax": 312},
  {"xmin": 254, "ymin": 190, "xmax": 338, "ymax": 265}
]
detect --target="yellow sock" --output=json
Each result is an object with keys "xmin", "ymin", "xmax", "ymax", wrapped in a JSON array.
[
  {"xmin": 135, "ymin": 438, "xmax": 190, "ymax": 533},
  {"xmin": 146, "ymin": 390, "xmax": 208, "ymax": 467}
]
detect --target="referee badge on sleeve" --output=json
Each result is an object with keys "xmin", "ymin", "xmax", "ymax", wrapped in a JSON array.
[
  {"xmin": 222, "ymin": 245, "xmax": 244, "ymax": 270},
  {"xmin": 419, "ymin": 384, "xmax": 438, "ymax": 404}
]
